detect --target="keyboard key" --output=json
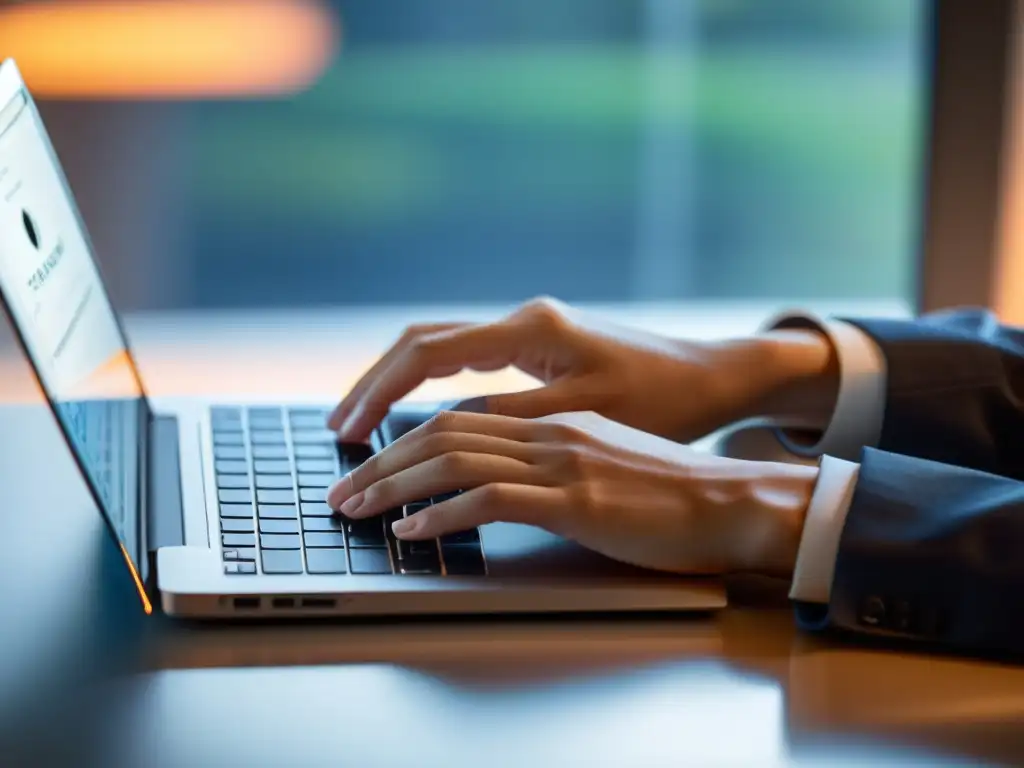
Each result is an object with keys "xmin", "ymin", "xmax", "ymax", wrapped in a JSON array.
[
  {"xmin": 304, "ymin": 531, "xmax": 346, "ymax": 548},
  {"xmin": 345, "ymin": 517, "xmax": 386, "ymax": 546},
  {"xmin": 211, "ymin": 406, "xmax": 242, "ymax": 422},
  {"xmin": 303, "ymin": 516, "xmax": 344, "ymax": 532},
  {"xmin": 250, "ymin": 431, "xmax": 287, "ymax": 445},
  {"xmin": 214, "ymin": 445, "xmax": 246, "ymax": 460},
  {"xmin": 294, "ymin": 444, "xmax": 337, "ymax": 460},
  {"xmin": 256, "ymin": 475, "xmax": 294, "ymax": 490},
  {"xmin": 220, "ymin": 503, "xmax": 255, "ymax": 519},
  {"xmin": 443, "ymin": 545, "xmax": 486, "ymax": 576},
  {"xmin": 289, "ymin": 413, "xmax": 330, "ymax": 430},
  {"xmin": 217, "ymin": 475, "xmax": 250, "ymax": 490},
  {"xmin": 213, "ymin": 433, "xmax": 244, "ymax": 447},
  {"xmin": 254, "ymin": 459, "xmax": 292, "ymax": 474},
  {"xmin": 248, "ymin": 416, "xmax": 283, "ymax": 431},
  {"xmin": 211, "ymin": 421, "xmax": 243, "ymax": 434},
  {"xmin": 218, "ymin": 489, "xmax": 252, "ymax": 504},
  {"xmin": 432, "ymin": 490, "xmax": 463, "ymax": 504},
  {"xmin": 398, "ymin": 539, "xmax": 438, "ymax": 560},
  {"xmin": 224, "ymin": 562, "xmax": 257, "ymax": 575},
  {"xmin": 257, "ymin": 489, "xmax": 295, "ymax": 504},
  {"xmin": 259, "ymin": 518, "xmax": 299, "ymax": 534},
  {"xmin": 261, "ymin": 549, "xmax": 303, "ymax": 574},
  {"xmin": 298, "ymin": 473, "xmax": 336, "ymax": 488},
  {"xmin": 405, "ymin": 501, "xmax": 431, "ymax": 516},
  {"xmin": 221, "ymin": 518, "xmax": 255, "ymax": 533},
  {"xmin": 440, "ymin": 528, "xmax": 480, "ymax": 546},
  {"xmin": 252, "ymin": 445, "xmax": 289, "ymax": 460},
  {"xmin": 260, "ymin": 534, "xmax": 301, "ymax": 549},
  {"xmin": 258, "ymin": 504, "xmax": 298, "ymax": 519},
  {"xmin": 305, "ymin": 548, "xmax": 348, "ymax": 574},
  {"xmin": 299, "ymin": 487, "xmax": 325, "ymax": 503},
  {"xmin": 223, "ymin": 533, "xmax": 256, "ymax": 548},
  {"xmin": 300, "ymin": 502, "xmax": 333, "ymax": 517},
  {"xmin": 215, "ymin": 460, "xmax": 249, "ymax": 475},
  {"xmin": 295, "ymin": 459, "xmax": 338, "ymax": 474},
  {"xmin": 288, "ymin": 407, "xmax": 330, "ymax": 418},
  {"xmin": 223, "ymin": 547, "xmax": 256, "ymax": 561},
  {"xmin": 248, "ymin": 406, "xmax": 282, "ymax": 419},
  {"xmin": 398, "ymin": 553, "xmax": 442, "ymax": 575},
  {"xmin": 291, "ymin": 430, "xmax": 336, "ymax": 444},
  {"xmin": 339, "ymin": 443, "xmax": 373, "ymax": 465},
  {"xmin": 349, "ymin": 548, "xmax": 392, "ymax": 574},
  {"xmin": 383, "ymin": 508, "xmax": 404, "ymax": 538}
]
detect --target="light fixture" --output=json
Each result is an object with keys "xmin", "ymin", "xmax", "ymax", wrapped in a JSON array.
[{"xmin": 0, "ymin": 0, "xmax": 339, "ymax": 99}]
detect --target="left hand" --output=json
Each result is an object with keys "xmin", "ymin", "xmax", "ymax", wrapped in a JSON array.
[{"xmin": 327, "ymin": 411, "xmax": 817, "ymax": 576}]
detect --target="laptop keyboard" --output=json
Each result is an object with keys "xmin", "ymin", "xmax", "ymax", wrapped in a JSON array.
[{"xmin": 210, "ymin": 406, "xmax": 487, "ymax": 577}]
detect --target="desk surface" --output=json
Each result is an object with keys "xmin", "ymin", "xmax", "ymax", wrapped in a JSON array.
[{"xmin": 3, "ymin": 303, "xmax": 1023, "ymax": 768}]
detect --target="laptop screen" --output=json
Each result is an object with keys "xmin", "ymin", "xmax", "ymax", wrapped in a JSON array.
[{"xmin": 0, "ymin": 73, "xmax": 152, "ymax": 601}]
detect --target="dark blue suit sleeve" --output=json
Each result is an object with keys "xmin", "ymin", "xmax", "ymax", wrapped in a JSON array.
[{"xmin": 795, "ymin": 309, "xmax": 1024, "ymax": 654}]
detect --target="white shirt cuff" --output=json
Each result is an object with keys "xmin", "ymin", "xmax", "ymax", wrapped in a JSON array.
[
  {"xmin": 759, "ymin": 311, "xmax": 887, "ymax": 461},
  {"xmin": 789, "ymin": 456, "xmax": 860, "ymax": 604}
]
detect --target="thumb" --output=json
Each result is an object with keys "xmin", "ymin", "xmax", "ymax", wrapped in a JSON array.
[{"xmin": 467, "ymin": 379, "xmax": 591, "ymax": 420}]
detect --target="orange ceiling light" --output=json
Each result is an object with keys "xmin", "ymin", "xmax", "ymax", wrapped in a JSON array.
[{"xmin": 0, "ymin": 0, "xmax": 340, "ymax": 99}]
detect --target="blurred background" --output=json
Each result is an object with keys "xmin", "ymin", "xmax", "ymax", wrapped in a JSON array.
[{"xmin": 3, "ymin": 0, "xmax": 926, "ymax": 312}]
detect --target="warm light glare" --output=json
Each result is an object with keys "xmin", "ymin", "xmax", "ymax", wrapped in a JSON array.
[
  {"xmin": 0, "ymin": 0, "xmax": 339, "ymax": 98},
  {"xmin": 120, "ymin": 542, "xmax": 154, "ymax": 615}
]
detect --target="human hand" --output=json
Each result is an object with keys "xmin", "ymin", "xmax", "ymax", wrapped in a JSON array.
[
  {"xmin": 328, "ymin": 297, "xmax": 838, "ymax": 444},
  {"xmin": 327, "ymin": 410, "xmax": 817, "ymax": 576}
]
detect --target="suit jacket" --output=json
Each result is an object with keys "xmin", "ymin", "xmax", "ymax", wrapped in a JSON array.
[{"xmin": 795, "ymin": 309, "xmax": 1024, "ymax": 655}]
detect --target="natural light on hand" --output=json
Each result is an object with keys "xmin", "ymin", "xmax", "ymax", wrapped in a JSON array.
[{"xmin": 0, "ymin": 0, "xmax": 339, "ymax": 99}]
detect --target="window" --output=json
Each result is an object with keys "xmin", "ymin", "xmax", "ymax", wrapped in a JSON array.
[{"xmin": 33, "ymin": 0, "xmax": 927, "ymax": 310}]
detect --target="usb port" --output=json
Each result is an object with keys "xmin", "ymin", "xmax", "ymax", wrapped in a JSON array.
[
  {"xmin": 233, "ymin": 597, "xmax": 260, "ymax": 610},
  {"xmin": 300, "ymin": 597, "xmax": 335, "ymax": 609},
  {"xmin": 272, "ymin": 597, "xmax": 296, "ymax": 609}
]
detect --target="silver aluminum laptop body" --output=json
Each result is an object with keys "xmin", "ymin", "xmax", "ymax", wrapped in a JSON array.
[{"xmin": 0, "ymin": 59, "xmax": 726, "ymax": 619}]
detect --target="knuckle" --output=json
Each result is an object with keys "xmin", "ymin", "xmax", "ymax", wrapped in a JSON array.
[
  {"xmin": 520, "ymin": 296, "xmax": 567, "ymax": 330},
  {"xmin": 547, "ymin": 422, "xmax": 588, "ymax": 444},
  {"xmin": 478, "ymin": 482, "xmax": 513, "ymax": 508},
  {"xmin": 423, "ymin": 410, "xmax": 459, "ymax": 435},
  {"xmin": 419, "ymin": 430, "xmax": 457, "ymax": 459},
  {"xmin": 436, "ymin": 450, "xmax": 471, "ymax": 475},
  {"xmin": 364, "ymin": 477, "xmax": 394, "ymax": 506},
  {"xmin": 557, "ymin": 444, "xmax": 591, "ymax": 477},
  {"xmin": 398, "ymin": 323, "xmax": 431, "ymax": 344}
]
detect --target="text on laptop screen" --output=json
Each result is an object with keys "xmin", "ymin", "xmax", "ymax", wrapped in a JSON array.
[{"xmin": 0, "ymin": 86, "xmax": 150, "ymax": 593}]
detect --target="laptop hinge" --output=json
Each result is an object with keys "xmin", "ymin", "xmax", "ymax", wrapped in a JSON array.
[{"xmin": 146, "ymin": 414, "xmax": 186, "ymax": 552}]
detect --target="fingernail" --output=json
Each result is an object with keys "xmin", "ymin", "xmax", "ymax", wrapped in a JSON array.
[
  {"xmin": 392, "ymin": 516, "xmax": 416, "ymax": 536},
  {"xmin": 326, "ymin": 479, "xmax": 346, "ymax": 509},
  {"xmin": 326, "ymin": 409, "xmax": 343, "ymax": 430},
  {"xmin": 340, "ymin": 490, "xmax": 364, "ymax": 516}
]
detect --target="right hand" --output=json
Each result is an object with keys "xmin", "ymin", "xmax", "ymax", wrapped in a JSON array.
[{"xmin": 328, "ymin": 297, "xmax": 837, "ymax": 443}]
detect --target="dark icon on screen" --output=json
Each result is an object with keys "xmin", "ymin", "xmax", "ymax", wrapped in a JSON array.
[{"xmin": 23, "ymin": 210, "xmax": 39, "ymax": 249}]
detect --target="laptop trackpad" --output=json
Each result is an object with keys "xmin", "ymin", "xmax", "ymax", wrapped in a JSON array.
[{"xmin": 480, "ymin": 523, "xmax": 655, "ymax": 580}]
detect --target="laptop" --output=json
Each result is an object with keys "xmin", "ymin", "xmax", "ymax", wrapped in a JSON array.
[{"xmin": 0, "ymin": 59, "xmax": 725, "ymax": 618}]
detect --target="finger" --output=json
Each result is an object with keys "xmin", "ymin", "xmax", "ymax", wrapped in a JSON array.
[
  {"xmin": 391, "ymin": 483, "xmax": 569, "ymax": 540},
  {"xmin": 337, "ymin": 322, "xmax": 531, "ymax": 441},
  {"xmin": 484, "ymin": 375, "xmax": 601, "ymax": 420},
  {"xmin": 341, "ymin": 453, "xmax": 537, "ymax": 520},
  {"xmin": 327, "ymin": 430, "xmax": 538, "ymax": 508},
  {"xmin": 327, "ymin": 322, "xmax": 465, "ymax": 430}
]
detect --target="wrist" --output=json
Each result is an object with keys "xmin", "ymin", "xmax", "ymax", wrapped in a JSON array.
[
  {"xmin": 729, "ymin": 461, "xmax": 818, "ymax": 576},
  {"xmin": 711, "ymin": 330, "xmax": 839, "ymax": 426}
]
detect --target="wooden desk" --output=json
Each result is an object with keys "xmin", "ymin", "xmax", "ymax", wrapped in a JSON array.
[{"xmin": 3, "ymin": 303, "xmax": 1022, "ymax": 768}]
